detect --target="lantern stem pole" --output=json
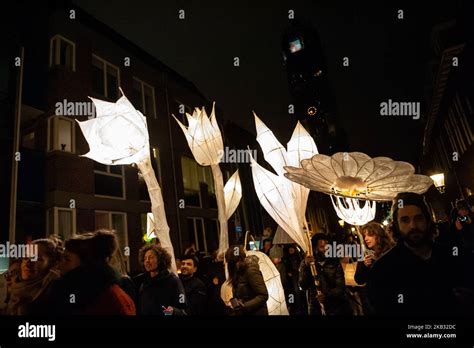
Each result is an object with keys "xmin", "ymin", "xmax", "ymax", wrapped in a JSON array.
[
  {"xmin": 211, "ymin": 163, "xmax": 228, "ymax": 260},
  {"xmin": 137, "ymin": 156, "xmax": 177, "ymax": 273},
  {"xmin": 304, "ymin": 219, "xmax": 326, "ymax": 315}
]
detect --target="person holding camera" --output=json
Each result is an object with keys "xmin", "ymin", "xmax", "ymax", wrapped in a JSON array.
[{"xmin": 451, "ymin": 199, "xmax": 474, "ymax": 252}]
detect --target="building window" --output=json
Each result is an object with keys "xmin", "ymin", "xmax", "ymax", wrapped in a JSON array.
[
  {"xmin": 49, "ymin": 35, "xmax": 76, "ymax": 71},
  {"xmin": 132, "ymin": 78, "xmax": 157, "ymax": 118},
  {"xmin": 139, "ymin": 147, "xmax": 162, "ymax": 201},
  {"xmin": 95, "ymin": 211, "xmax": 129, "ymax": 270},
  {"xmin": 46, "ymin": 207, "xmax": 76, "ymax": 241},
  {"xmin": 92, "ymin": 55, "xmax": 120, "ymax": 100},
  {"xmin": 181, "ymin": 156, "xmax": 216, "ymax": 208},
  {"xmin": 187, "ymin": 217, "xmax": 207, "ymax": 255},
  {"xmin": 94, "ymin": 162, "xmax": 125, "ymax": 199},
  {"xmin": 204, "ymin": 219, "xmax": 219, "ymax": 254},
  {"xmin": 47, "ymin": 116, "xmax": 75, "ymax": 152},
  {"xmin": 174, "ymin": 100, "xmax": 192, "ymax": 123}
]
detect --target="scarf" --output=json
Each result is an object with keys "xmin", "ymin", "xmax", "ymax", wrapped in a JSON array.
[{"xmin": 6, "ymin": 270, "xmax": 59, "ymax": 315}]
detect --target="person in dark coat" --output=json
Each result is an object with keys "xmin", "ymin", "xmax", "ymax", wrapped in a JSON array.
[
  {"xmin": 179, "ymin": 254, "xmax": 207, "ymax": 315},
  {"xmin": 137, "ymin": 244, "xmax": 188, "ymax": 316},
  {"xmin": 47, "ymin": 230, "xmax": 136, "ymax": 315},
  {"xmin": 225, "ymin": 245, "xmax": 268, "ymax": 315},
  {"xmin": 367, "ymin": 192, "xmax": 464, "ymax": 316},
  {"xmin": 283, "ymin": 244, "xmax": 306, "ymax": 315},
  {"xmin": 299, "ymin": 233, "xmax": 352, "ymax": 316}
]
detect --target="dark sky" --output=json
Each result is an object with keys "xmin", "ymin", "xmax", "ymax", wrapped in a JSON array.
[{"xmin": 73, "ymin": 0, "xmax": 454, "ymax": 166}]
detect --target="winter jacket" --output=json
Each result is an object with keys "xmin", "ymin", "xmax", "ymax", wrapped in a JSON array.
[
  {"xmin": 47, "ymin": 264, "xmax": 136, "ymax": 315},
  {"xmin": 138, "ymin": 270, "xmax": 188, "ymax": 315},
  {"xmin": 299, "ymin": 257, "xmax": 352, "ymax": 315},
  {"xmin": 231, "ymin": 256, "xmax": 269, "ymax": 315},
  {"xmin": 179, "ymin": 275, "xmax": 207, "ymax": 315},
  {"xmin": 367, "ymin": 241, "xmax": 461, "ymax": 316}
]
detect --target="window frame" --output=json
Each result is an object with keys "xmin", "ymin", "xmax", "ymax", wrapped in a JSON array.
[
  {"xmin": 49, "ymin": 34, "xmax": 76, "ymax": 71},
  {"xmin": 94, "ymin": 210, "xmax": 129, "ymax": 271},
  {"xmin": 46, "ymin": 207, "xmax": 77, "ymax": 239},
  {"xmin": 91, "ymin": 54, "xmax": 121, "ymax": 99},
  {"xmin": 94, "ymin": 164, "xmax": 126, "ymax": 200},
  {"xmin": 46, "ymin": 115, "xmax": 76, "ymax": 153},
  {"xmin": 133, "ymin": 77, "xmax": 157, "ymax": 119},
  {"xmin": 187, "ymin": 217, "xmax": 207, "ymax": 255}
]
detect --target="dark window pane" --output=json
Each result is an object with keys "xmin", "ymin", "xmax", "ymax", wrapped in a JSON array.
[
  {"xmin": 95, "ymin": 173, "xmax": 123, "ymax": 197},
  {"xmin": 110, "ymin": 165, "xmax": 122, "ymax": 175},
  {"xmin": 196, "ymin": 219, "xmax": 205, "ymax": 253},
  {"xmin": 139, "ymin": 176, "xmax": 150, "ymax": 201},
  {"xmin": 205, "ymin": 219, "xmax": 219, "ymax": 254},
  {"xmin": 144, "ymin": 85, "xmax": 154, "ymax": 117},
  {"xmin": 92, "ymin": 58, "xmax": 104, "ymax": 96},
  {"xmin": 106, "ymin": 65, "xmax": 118, "ymax": 100},
  {"xmin": 59, "ymin": 40, "xmax": 73, "ymax": 69},
  {"xmin": 93, "ymin": 161, "xmax": 107, "ymax": 172},
  {"xmin": 209, "ymin": 194, "xmax": 217, "ymax": 209},
  {"xmin": 187, "ymin": 218, "xmax": 196, "ymax": 249},
  {"xmin": 132, "ymin": 79, "xmax": 143, "ymax": 113},
  {"xmin": 184, "ymin": 190, "xmax": 200, "ymax": 207}
]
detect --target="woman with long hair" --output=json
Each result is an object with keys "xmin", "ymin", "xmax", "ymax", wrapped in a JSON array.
[
  {"xmin": 224, "ymin": 245, "xmax": 268, "ymax": 315},
  {"xmin": 5, "ymin": 236, "xmax": 63, "ymax": 315},
  {"xmin": 354, "ymin": 222, "xmax": 395, "ymax": 286}
]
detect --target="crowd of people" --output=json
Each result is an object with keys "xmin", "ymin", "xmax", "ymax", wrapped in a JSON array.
[{"xmin": 1, "ymin": 192, "xmax": 473, "ymax": 316}]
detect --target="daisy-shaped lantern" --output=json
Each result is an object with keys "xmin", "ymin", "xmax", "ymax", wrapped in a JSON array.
[
  {"xmin": 284, "ymin": 152, "xmax": 434, "ymax": 225},
  {"xmin": 174, "ymin": 103, "xmax": 242, "ymax": 258},
  {"xmin": 77, "ymin": 88, "xmax": 177, "ymax": 271}
]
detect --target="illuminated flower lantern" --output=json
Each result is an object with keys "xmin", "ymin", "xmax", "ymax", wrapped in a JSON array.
[
  {"xmin": 76, "ymin": 89, "xmax": 177, "ymax": 271},
  {"xmin": 174, "ymin": 103, "xmax": 241, "ymax": 258},
  {"xmin": 249, "ymin": 114, "xmax": 326, "ymax": 314},
  {"xmin": 284, "ymin": 152, "xmax": 434, "ymax": 225},
  {"xmin": 250, "ymin": 114, "xmax": 318, "ymax": 252}
]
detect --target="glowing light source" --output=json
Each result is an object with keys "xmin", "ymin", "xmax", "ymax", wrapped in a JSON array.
[
  {"xmin": 249, "ymin": 114, "xmax": 319, "ymax": 252},
  {"xmin": 174, "ymin": 104, "xmax": 241, "ymax": 257},
  {"xmin": 284, "ymin": 152, "xmax": 433, "ymax": 226},
  {"xmin": 77, "ymin": 89, "xmax": 177, "ymax": 271},
  {"xmin": 430, "ymin": 173, "xmax": 445, "ymax": 193}
]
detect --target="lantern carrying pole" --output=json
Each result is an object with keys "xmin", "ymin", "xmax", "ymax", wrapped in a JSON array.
[{"xmin": 304, "ymin": 219, "xmax": 326, "ymax": 316}]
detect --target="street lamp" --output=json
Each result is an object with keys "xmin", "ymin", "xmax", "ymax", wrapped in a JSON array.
[{"xmin": 430, "ymin": 173, "xmax": 445, "ymax": 193}]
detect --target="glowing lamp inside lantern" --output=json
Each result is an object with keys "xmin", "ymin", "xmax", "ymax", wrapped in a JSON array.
[{"xmin": 332, "ymin": 176, "xmax": 368, "ymax": 197}]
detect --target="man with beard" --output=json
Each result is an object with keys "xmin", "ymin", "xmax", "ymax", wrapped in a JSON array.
[
  {"xmin": 179, "ymin": 254, "xmax": 207, "ymax": 315},
  {"xmin": 367, "ymin": 192, "xmax": 461, "ymax": 316}
]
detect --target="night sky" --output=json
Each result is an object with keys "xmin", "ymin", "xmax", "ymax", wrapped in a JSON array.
[{"xmin": 73, "ymin": 0, "xmax": 455, "ymax": 166}]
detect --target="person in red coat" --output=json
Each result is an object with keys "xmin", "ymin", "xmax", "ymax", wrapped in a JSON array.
[{"xmin": 46, "ymin": 230, "xmax": 136, "ymax": 315}]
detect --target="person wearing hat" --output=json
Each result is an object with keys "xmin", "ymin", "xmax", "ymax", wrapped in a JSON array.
[{"xmin": 367, "ymin": 192, "xmax": 463, "ymax": 316}]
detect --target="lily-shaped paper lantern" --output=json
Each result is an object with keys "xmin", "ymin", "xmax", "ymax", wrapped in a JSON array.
[
  {"xmin": 77, "ymin": 89, "xmax": 177, "ymax": 271},
  {"xmin": 249, "ymin": 114, "xmax": 326, "ymax": 314},
  {"xmin": 284, "ymin": 152, "xmax": 434, "ymax": 225},
  {"xmin": 174, "ymin": 104, "xmax": 241, "ymax": 257},
  {"xmin": 250, "ymin": 114, "xmax": 319, "ymax": 252}
]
